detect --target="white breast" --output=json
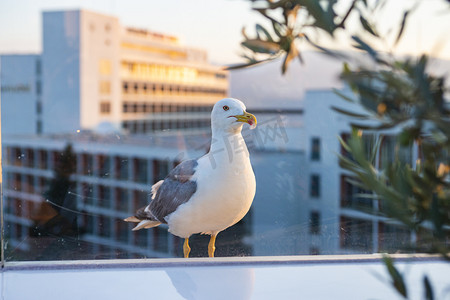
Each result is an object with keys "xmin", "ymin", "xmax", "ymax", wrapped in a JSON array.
[{"xmin": 166, "ymin": 135, "xmax": 256, "ymax": 238}]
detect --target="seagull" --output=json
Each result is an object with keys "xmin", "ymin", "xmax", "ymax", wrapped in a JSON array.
[{"xmin": 124, "ymin": 98, "xmax": 257, "ymax": 258}]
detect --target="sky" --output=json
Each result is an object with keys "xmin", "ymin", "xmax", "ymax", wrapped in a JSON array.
[{"xmin": 0, "ymin": 0, "xmax": 449, "ymax": 66}]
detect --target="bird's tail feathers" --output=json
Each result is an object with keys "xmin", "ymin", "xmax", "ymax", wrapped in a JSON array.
[
  {"xmin": 151, "ymin": 180, "xmax": 164, "ymax": 199},
  {"xmin": 124, "ymin": 216, "xmax": 141, "ymax": 223},
  {"xmin": 131, "ymin": 220, "xmax": 161, "ymax": 231}
]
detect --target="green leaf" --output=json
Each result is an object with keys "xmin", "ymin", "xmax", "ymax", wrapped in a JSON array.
[
  {"xmin": 370, "ymin": 136, "xmax": 382, "ymax": 165},
  {"xmin": 337, "ymin": 135, "xmax": 351, "ymax": 153},
  {"xmin": 382, "ymin": 255, "xmax": 408, "ymax": 298},
  {"xmin": 241, "ymin": 39, "xmax": 281, "ymax": 54},
  {"xmin": 333, "ymin": 88, "xmax": 356, "ymax": 103},
  {"xmin": 225, "ymin": 55, "xmax": 280, "ymax": 71},
  {"xmin": 342, "ymin": 62, "xmax": 351, "ymax": 74},
  {"xmin": 256, "ymin": 24, "xmax": 274, "ymax": 42},
  {"xmin": 349, "ymin": 122, "xmax": 398, "ymax": 131},
  {"xmin": 300, "ymin": 0, "xmax": 337, "ymax": 35},
  {"xmin": 272, "ymin": 21, "xmax": 285, "ymax": 38},
  {"xmin": 359, "ymin": 15, "xmax": 378, "ymax": 37},
  {"xmin": 253, "ymin": 8, "xmax": 283, "ymax": 27},
  {"xmin": 337, "ymin": 0, "xmax": 358, "ymax": 29},
  {"xmin": 304, "ymin": 34, "xmax": 347, "ymax": 60},
  {"xmin": 352, "ymin": 36, "xmax": 378, "ymax": 61},
  {"xmin": 394, "ymin": 6, "xmax": 417, "ymax": 46},
  {"xmin": 423, "ymin": 275, "xmax": 434, "ymax": 300},
  {"xmin": 331, "ymin": 106, "xmax": 370, "ymax": 119}
]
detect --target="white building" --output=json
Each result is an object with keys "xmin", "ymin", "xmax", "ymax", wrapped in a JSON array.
[
  {"xmin": 1, "ymin": 9, "xmax": 228, "ymax": 136},
  {"xmin": 0, "ymin": 54, "xmax": 42, "ymax": 135}
]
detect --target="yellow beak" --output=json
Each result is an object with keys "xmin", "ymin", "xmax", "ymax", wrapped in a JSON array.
[{"xmin": 232, "ymin": 111, "xmax": 257, "ymax": 129}]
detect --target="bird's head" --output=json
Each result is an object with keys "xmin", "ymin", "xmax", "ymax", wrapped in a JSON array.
[{"xmin": 211, "ymin": 98, "xmax": 257, "ymax": 134}]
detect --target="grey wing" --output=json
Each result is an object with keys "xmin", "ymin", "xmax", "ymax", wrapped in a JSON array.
[{"xmin": 148, "ymin": 159, "xmax": 198, "ymax": 223}]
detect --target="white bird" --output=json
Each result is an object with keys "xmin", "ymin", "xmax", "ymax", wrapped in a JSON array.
[{"xmin": 125, "ymin": 98, "xmax": 257, "ymax": 258}]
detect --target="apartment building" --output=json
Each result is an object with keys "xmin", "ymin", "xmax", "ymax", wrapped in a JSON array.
[
  {"xmin": 2, "ymin": 113, "xmax": 304, "ymax": 259},
  {"xmin": 0, "ymin": 9, "xmax": 228, "ymax": 136},
  {"xmin": 301, "ymin": 88, "xmax": 418, "ymax": 255},
  {"xmin": 2, "ymin": 133, "xmax": 206, "ymax": 258}
]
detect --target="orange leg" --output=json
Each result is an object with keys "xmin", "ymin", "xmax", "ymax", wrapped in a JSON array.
[
  {"xmin": 208, "ymin": 233, "xmax": 217, "ymax": 257},
  {"xmin": 183, "ymin": 238, "xmax": 191, "ymax": 258}
]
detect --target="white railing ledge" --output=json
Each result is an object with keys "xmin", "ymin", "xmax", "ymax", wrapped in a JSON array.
[{"xmin": 1, "ymin": 253, "xmax": 444, "ymax": 271}]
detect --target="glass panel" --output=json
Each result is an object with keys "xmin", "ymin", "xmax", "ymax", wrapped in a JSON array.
[{"xmin": 1, "ymin": 1, "xmax": 448, "ymax": 264}]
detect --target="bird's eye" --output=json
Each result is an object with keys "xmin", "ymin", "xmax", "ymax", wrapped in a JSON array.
[{"xmin": 223, "ymin": 105, "xmax": 229, "ymax": 111}]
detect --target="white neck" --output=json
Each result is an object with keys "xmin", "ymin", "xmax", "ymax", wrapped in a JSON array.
[{"xmin": 208, "ymin": 126, "xmax": 249, "ymax": 167}]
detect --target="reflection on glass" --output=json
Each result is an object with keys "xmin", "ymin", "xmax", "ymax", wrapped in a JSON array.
[
  {"xmin": 166, "ymin": 268, "xmax": 254, "ymax": 300},
  {"xmin": 0, "ymin": 8, "xmax": 428, "ymax": 262}
]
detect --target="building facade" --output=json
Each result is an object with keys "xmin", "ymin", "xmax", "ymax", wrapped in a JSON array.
[
  {"xmin": 1, "ymin": 9, "xmax": 228, "ymax": 136},
  {"xmin": 2, "ymin": 113, "xmax": 304, "ymax": 259},
  {"xmin": 0, "ymin": 54, "xmax": 42, "ymax": 135},
  {"xmin": 301, "ymin": 88, "xmax": 418, "ymax": 255},
  {"xmin": 2, "ymin": 133, "xmax": 203, "ymax": 259}
]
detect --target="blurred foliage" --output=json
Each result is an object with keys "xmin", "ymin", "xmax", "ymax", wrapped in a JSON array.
[
  {"xmin": 232, "ymin": 0, "xmax": 449, "ymax": 298},
  {"xmin": 382, "ymin": 255, "xmax": 408, "ymax": 298},
  {"xmin": 382, "ymin": 255, "xmax": 436, "ymax": 300},
  {"xmin": 227, "ymin": 0, "xmax": 402, "ymax": 73},
  {"xmin": 232, "ymin": 0, "xmax": 449, "ymax": 255},
  {"xmin": 337, "ymin": 52, "xmax": 450, "ymax": 256},
  {"xmin": 227, "ymin": 0, "xmax": 354, "ymax": 73}
]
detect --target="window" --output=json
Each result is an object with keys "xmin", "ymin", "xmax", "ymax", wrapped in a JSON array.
[
  {"xmin": 99, "ymin": 59, "xmax": 111, "ymax": 75},
  {"xmin": 36, "ymin": 80, "xmax": 41, "ymax": 95},
  {"xmin": 36, "ymin": 101, "xmax": 42, "ymax": 114},
  {"xmin": 311, "ymin": 137, "xmax": 320, "ymax": 161},
  {"xmin": 309, "ymin": 211, "xmax": 320, "ymax": 234},
  {"xmin": 340, "ymin": 175, "xmax": 373, "ymax": 210},
  {"xmin": 99, "ymin": 216, "xmax": 111, "ymax": 237},
  {"xmin": 116, "ymin": 218, "xmax": 129, "ymax": 243},
  {"xmin": 123, "ymin": 82, "xmax": 129, "ymax": 93},
  {"xmin": 115, "ymin": 156, "xmax": 129, "ymax": 180},
  {"xmin": 115, "ymin": 188, "xmax": 129, "ymax": 211},
  {"xmin": 36, "ymin": 120, "xmax": 43, "ymax": 134},
  {"xmin": 98, "ymin": 185, "xmax": 111, "ymax": 208},
  {"xmin": 25, "ymin": 175, "xmax": 34, "ymax": 193},
  {"xmin": 134, "ymin": 158, "xmax": 148, "ymax": 183},
  {"xmin": 35, "ymin": 58, "xmax": 41, "ymax": 75},
  {"xmin": 379, "ymin": 136, "xmax": 413, "ymax": 168},
  {"xmin": 25, "ymin": 148, "xmax": 35, "ymax": 167},
  {"xmin": 82, "ymin": 183, "xmax": 94, "ymax": 206},
  {"xmin": 310, "ymin": 174, "xmax": 320, "ymax": 198},
  {"xmin": 133, "ymin": 190, "xmax": 148, "ymax": 212},
  {"xmin": 340, "ymin": 216, "xmax": 373, "ymax": 252},
  {"xmin": 98, "ymin": 155, "xmax": 111, "ymax": 178},
  {"xmin": 153, "ymin": 159, "xmax": 170, "ymax": 181},
  {"xmin": 99, "ymin": 80, "xmax": 111, "ymax": 94},
  {"xmin": 81, "ymin": 153, "xmax": 94, "ymax": 176},
  {"xmin": 378, "ymin": 222, "xmax": 411, "ymax": 252},
  {"xmin": 100, "ymin": 101, "xmax": 111, "ymax": 114},
  {"xmin": 135, "ymin": 227, "xmax": 148, "ymax": 247}
]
